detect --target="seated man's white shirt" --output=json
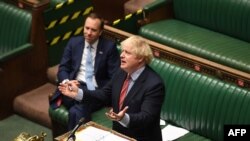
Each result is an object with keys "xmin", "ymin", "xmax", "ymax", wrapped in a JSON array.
[{"xmin": 76, "ymin": 40, "xmax": 98, "ymax": 88}]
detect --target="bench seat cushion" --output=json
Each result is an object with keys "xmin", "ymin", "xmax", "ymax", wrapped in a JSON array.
[
  {"xmin": 13, "ymin": 83, "xmax": 56, "ymax": 128},
  {"xmin": 176, "ymin": 132, "xmax": 211, "ymax": 141},
  {"xmin": 139, "ymin": 19, "xmax": 250, "ymax": 73},
  {"xmin": 91, "ymin": 107, "xmax": 112, "ymax": 128},
  {"xmin": 49, "ymin": 106, "xmax": 112, "ymax": 128},
  {"xmin": 49, "ymin": 106, "xmax": 69, "ymax": 126}
]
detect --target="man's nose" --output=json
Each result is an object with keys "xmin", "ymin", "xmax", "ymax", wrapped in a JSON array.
[
  {"xmin": 120, "ymin": 52, "xmax": 124, "ymax": 57},
  {"xmin": 86, "ymin": 29, "xmax": 92, "ymax": 35}
]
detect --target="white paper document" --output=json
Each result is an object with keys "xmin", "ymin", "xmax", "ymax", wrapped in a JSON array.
[
  {"xmin": 161, "ymin": 124, "xmax": 189, "ymax": 141},
  {"xmin": 75, "ymin": 126, "xmax": 130, "ymax": 141},
  {"xmin": 160, "ymin": 119, "xmax": 166, "ymax": 126}
]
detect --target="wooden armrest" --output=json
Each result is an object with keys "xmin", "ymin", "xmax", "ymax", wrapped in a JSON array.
[
  {"xmin": 47, "ymin": 65, "xmax": 59, "ymax": 85},
  {"xmin": 143, "ymin": 0, "xmax": 173, "ymax": 23}
]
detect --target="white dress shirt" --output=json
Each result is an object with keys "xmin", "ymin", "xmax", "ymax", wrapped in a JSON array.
[{"xmin": 76, "ymin": 40, "xmax": 99, "ymax": 88}]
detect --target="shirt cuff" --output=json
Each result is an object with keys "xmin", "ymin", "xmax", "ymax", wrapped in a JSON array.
[
  {"xmin": 118, "ymin": 113, "xmax": 130, "ymax": 127},
  {"xmin": 62, "ymin": 79, "xmax": 69, "ymax": 84},
  {"xmin": 75, "ymin": 88, "xmax": 83, "ymax": 101}
]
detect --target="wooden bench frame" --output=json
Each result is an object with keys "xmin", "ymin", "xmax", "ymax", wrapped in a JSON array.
[{"xmin": 103, "ymin": 25, "xmax": 250, "ymax": 89}]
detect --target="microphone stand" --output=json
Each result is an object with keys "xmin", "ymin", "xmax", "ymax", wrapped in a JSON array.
[{"xmin": 67, "ymin": 118, "xmax": 85, "ymax": 141}]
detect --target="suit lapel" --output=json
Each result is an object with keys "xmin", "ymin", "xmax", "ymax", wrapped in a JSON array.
[
  {"xmin": 122, "ymin": 67, "xmax": 148, "ymax": 109},
  {"xmin": 75, "ymin": 40, "xmax": 84, "ymax": 71},
  {"xmin": 94, "ymin": 38, "xmax": 103, "ymax": 73}
]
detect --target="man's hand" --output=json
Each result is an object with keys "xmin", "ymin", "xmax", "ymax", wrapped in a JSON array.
[
  {"xmin": 105, "ymin": 106, "xmax": 129, "ymax": 121},
  {"xmin": 58, "ymin": 80, "xmax": 79, "ymax": 99}
]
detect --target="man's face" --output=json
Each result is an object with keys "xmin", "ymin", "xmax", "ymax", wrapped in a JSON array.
[
  {"xmin": 83, "ymin": 17, "xmax": 102, "ymax": 44},
  {"xmin": 120, "ymin": 44, "xmax": 142, "ymax": 74}
]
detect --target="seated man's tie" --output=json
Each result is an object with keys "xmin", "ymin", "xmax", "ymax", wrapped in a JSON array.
[{"xmin": 85, "ymin": 45, "xmax": 95, "ymax": 90}]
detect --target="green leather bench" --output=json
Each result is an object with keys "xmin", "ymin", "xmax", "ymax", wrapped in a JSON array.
[
  {"xmin": 139, "ymin": 0, "xmax": 250, "ymax": 74},
  {"xmin": 152, "ymin": 59, "xmax": 250, "ymax": 141},
  {"xmin": 0, "ymin": 1, "xmax": 32, "ymax": 62},
  {"xmin": 49, "ymin": 57, "xmax": 250, "ymax": 140}
]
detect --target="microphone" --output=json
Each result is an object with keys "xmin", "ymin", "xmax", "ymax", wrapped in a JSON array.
[{"xmin": 67, "ymin": 117, "xmax": 85, "ymax": 141}]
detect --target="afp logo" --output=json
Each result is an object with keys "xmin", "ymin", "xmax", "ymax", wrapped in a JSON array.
[{"xmin": 224, "ymin": 125, "xmax": 250, "ymax": 141}]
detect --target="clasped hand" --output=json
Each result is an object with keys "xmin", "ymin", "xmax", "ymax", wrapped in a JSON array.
[
  {"xmin": 58, "ymin": 80, "xmax": 129, "ymax": 122},
  {"xmin": 58, "ymin": 80, "xmax": 80, "ymax": 99}
]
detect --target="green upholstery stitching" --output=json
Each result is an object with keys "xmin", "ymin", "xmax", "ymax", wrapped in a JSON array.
[
  {"xmin": 0, "ymin": 2, "xmax": 32, "ymax": 62},
  {"xmin": 139, "ymin": 0, "xmax": 250, "ymax": 73},
  {"xmin": 152, "ymin": 59, "xmax": 250, "ymax": 141}
]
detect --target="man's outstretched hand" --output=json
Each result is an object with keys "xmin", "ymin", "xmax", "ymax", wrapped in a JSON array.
[{"xmin": 105, "ymin": 106, "xmax": 129, "ymax": 121}]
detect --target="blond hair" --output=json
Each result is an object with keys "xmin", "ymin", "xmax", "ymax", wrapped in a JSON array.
[{"xmin": 121, "ymin": 35, "xmax": 153, "ymax": 64}]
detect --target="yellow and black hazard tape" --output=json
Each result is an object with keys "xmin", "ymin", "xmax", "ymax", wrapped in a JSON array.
[
  {"xmin": 47, "ymin": 26, "xmax": 83, "ymax": 46},
  {"xmin": 112, "ymin": 9, "xmax": 143, "ymax": 26},
  {"xmin": 45, "ymin": 6, "xmax": 93, "ymax": 30},
  {"xmin": 54, "ymin": 0, "xmax": 74, "ymax": 10}
]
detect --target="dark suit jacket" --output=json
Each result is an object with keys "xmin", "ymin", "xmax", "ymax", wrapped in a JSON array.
[
  {"xmin": 50, "ymin": 36, "xmax": 120, "ymax": 108},
  {"xmin": 83, "ymin": 66, "xmax": 165, "ymax": 141}
]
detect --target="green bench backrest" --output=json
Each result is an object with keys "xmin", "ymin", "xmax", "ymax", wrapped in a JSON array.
[
  {"xmin": 0, "ymin": 2, "xmax": 32, "ymax": 57},
  {"xmin": 173, "ymin": 0, "xmax": 250, "ymax": 42},
  {"xmin": 150, "ymin": 59, "xmax": 250, "ymax": 141}
]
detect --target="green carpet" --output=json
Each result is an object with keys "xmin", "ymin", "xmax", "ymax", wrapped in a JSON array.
[{"xmin": 0, "ymin": 114, "xmax": 53, "ymax": 141}]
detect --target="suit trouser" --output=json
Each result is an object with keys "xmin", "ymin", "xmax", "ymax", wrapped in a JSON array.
[
  {"xmin": 67, "ymin": 96, "xmax": 104, "ymax": 130},
  {"xmin": 65, "ymin": 81, "xmax": 104, "ymax": 130},
  {"xmin": 50, "ymin": 81, "xmax": 104, "ymax": 130}
]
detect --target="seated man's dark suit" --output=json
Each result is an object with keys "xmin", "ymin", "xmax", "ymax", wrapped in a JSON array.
[
  {"xmin": 82, "ymin": 66, "xmax": 165, "ymax": 141},
  {"xmin": 49, "ymin": 36, "xmax": 120, "ymax": 128}
]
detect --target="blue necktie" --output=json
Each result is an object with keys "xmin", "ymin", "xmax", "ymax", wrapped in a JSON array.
[{"xmin": 85, "ymin": 45, "xmax": 95, "ymax": 90}]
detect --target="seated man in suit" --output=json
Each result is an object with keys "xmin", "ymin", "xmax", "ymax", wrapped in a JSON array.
[
  {"xmin": 49, "ymin": 12, "xmax": 120, "ymax": 130},
  {"xmin": 59, "ymin": 35, "xmax": 165, "ymax": 141}
]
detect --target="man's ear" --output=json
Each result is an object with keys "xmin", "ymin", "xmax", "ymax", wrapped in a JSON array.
[
  {"xmin": 99, "ymin": 30, "xmax": 103, "ymax": 36},
  {"xmin": 138, "ymin": 57, "xmax": 144, "ymax": 63}
]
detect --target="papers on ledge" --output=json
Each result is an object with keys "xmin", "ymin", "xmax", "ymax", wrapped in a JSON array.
[
  {"xmin": 75, "ymin": 126, "xmax": 130, "ymax": 141},
  {"xmin": 70, "ymin": 120, "xmax": 188, "ymax": 141},
  {"xmin": 161, "ymin": 124, "xmax": 189, "ymax": 141}
]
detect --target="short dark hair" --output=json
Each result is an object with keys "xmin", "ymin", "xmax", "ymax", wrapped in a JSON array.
[{"xmin": 86, "ymin": 12, "xmax": 104, "ymax": 30}]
